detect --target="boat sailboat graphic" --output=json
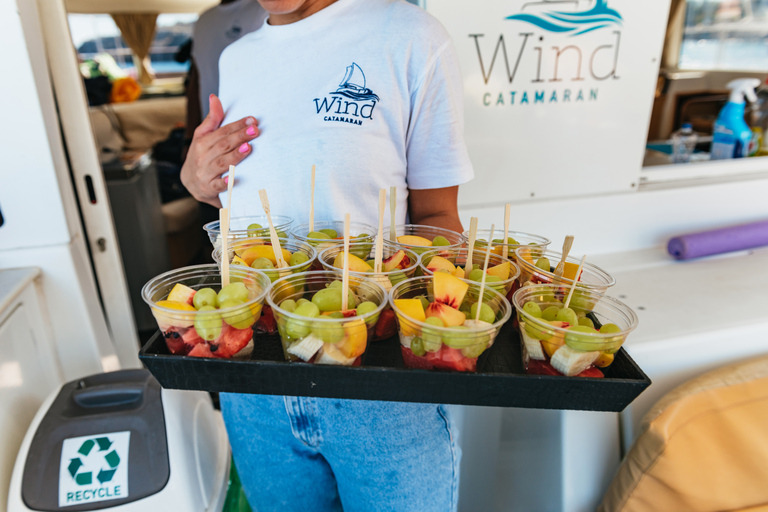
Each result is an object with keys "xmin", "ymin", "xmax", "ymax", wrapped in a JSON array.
[
  {"xmin": 330, "ymin": 63, "xmax": 380, "ymax": 102},
  {"xmin": 506, "ymin": 0, "xmax": 622, "ymax": 36}
]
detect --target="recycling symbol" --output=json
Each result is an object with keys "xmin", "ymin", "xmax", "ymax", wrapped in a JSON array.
[{"xmin": 67, "ymin": 437, "xmax": 121, "ymax": 486}]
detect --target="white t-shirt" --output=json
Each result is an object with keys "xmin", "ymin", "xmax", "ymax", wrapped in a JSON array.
[
  {"xmin": 218, "ymin": 0, "xmax": 473, "ymax": 226},
  {"xmin": 192, "ymin": 0, "xmax": 268, "ymax": 118}
]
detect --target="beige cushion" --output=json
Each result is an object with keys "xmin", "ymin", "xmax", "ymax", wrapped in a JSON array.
[
  {"xmin": 108, "ymin": 97, "xmax": 186, "ymax": 151},
  {"xmin": 599, "ymin": 355, "xmax": 768, "ymax": 512},
  {"xmin": 161, "ymin": 197, "xmax": 200, "ymax": 234}
]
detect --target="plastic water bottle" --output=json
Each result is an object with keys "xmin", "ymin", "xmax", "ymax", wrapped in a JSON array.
[{"xmin": 671, "ymin": 123, "xmax": 697, "ymax": 163}]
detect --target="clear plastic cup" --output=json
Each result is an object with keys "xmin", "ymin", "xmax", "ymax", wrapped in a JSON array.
[
  {"xmin": 318, "ymin": 243, "xmax": 421, "ymax": 340},
  {"xmin": 465, "ymin": 229, "xmax": 551, "ymax": 263},
  {"xmin": 514, "ymin": 247, "xmax": 616, "ymax": 297},
  {"xmin": 389, "ymin": 275, "xmax": 512, "ymax": 372},
  {"xmin": 141, "ymin": 264, "xmax": 271, "ymax": 358},
  {"xmin": 203, "ymin": 215, "xmax": 293, "ymax": 246},
  {"xmin": 512, "ymin": 284, "xmax": 638, "ymax": 377},
  {"xmin": 212, "ymin": 237, "xmax": 317, "ymax": 283},
  {"xmin": 381, "ymin": 224, "xmax": 465, "ymax": 255},
  {"xmin": 267, "ymin": 271, "xmax": 387, "ymax": 365},
  {"xmin": 419, "ymin": 248, "xmax": 521, "ymax": 299},
  {"xmin": 291, "ymin": 221, "xmax": 376, "ymax": 266}
]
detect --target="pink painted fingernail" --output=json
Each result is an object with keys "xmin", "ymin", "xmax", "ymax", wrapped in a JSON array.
[
  {"xmin": 239, "ymin": 143, "xmax": 249, "ymax": 153},
  {"xmin": 246, "ymin": 126, "xmax": 257, "ymax": 136},
  {"xmin": 224, "ymin": 176, "xmax": 229, "ymax": 184}
]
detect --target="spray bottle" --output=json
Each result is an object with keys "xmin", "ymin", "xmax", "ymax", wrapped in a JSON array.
[{"xmin": 711, "ymin": 78, "xmax": 760, "ymax": 160}]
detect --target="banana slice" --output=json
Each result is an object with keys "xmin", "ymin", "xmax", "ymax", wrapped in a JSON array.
[
  {"xmin": 316, "ymin": 344, "xmax": 356, "ymax": 366},
  {"xmin": 550, "ymin": 345, "xmax": 599, "ymax": 376},
  {"xmin": 399, "ymin": 333, "xmax": 414, "ymax": 349},
  {"xmin": 371, "ymin": 274, "xmax": 393, "ymax": 292},
  {"xmin": 519, "ymin": 322, "xmax": 546, "ymax": 360},
  {"xmin": 286, "ymin": 334, "xmax": 324, "ymax": 361}
]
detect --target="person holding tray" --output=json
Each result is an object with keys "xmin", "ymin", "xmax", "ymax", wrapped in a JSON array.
[{"xmin": 180, "ymin": 0, "xmax": 473, "ymax": 510}]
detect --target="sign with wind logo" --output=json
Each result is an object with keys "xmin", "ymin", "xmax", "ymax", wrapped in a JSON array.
[
  {"xmin": 426, "ymin": 0, "xmax": 670, "ymax": 204},
  {"xmin": 58, "ymin": 431, "xmax": 130, "ymax": 507}
]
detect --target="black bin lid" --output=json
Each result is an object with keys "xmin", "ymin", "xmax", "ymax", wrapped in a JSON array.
[{"xmin": 22, "ymin": 370, "xmax": 170, "ymax": 511}]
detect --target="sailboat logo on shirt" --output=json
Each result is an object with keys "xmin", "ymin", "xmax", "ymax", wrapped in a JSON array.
[{"xmin": 313, "ymin": 62, "xmax": 379, "ymax": 126}]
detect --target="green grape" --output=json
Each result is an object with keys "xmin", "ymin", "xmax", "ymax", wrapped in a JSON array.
[
  {"xmin": 471, "ymin": 302, "xmax": 496, "ymax": 324},
  {"xmin": 307, "ymin": 231, "xmax": 332, "ymax": 240},
  {"xmin": 410, "ymin": 336, "xmax": 426, "ymax": 357},
  {"xmin": 311, "ymin": 287, "xmax": 355, "ymax": 312},
  {"xmin": 281, "ymin": 299, "xmax": 297, "ymax": 313},
  {"xmin": 569, "ymin": 289, "xmax": 593, "ymax": 312},
  {"xmin": 422, "ymin": 317, "xmax": 444, "ymax": 352},
  {"xmin": 388, "ymin": 272, "xmax": 408, "ymax": 286},
  {"xmin": 485, "ymin": 275, "xmax": 504, "ymax": 291},
  {"xmin": 296, "ymin": 298, "xmax": 310, "ymax": 307},
  {"xmin": 537, "ymin": 288, "xmax": 556, "ymax": 303},
  {"xmin": 541, "ymin": 306, "xmax": 560, "ymax": 321},
  {"xmin": 475, "ymin": 239, "xmax": 487, "ymax": 246},
  {"xmin": 219, "ymin": 299, "xmax": 256, "ymax": 329},
  {"xmin": 193, "ymin": 288, "xmax": 218, "ymax": 309},
  {"xmin": 600, "ymin": 323, "xmax": 621, "ymax": 334},
  {"xmin": 275, "ymin": 230, "xmax": 288, "ymax": 238},
  {"xmin": 472, "ymin": 263, "xmax": 480, "ymax": 271},
  {"xmin": 294, "ymin": 302, "xmax": 320, "ymax": 318},
  {"xmin": 328, "ymin": 311, "xmax": 345, "ymax": 319},
  {"xmin": 312, "ymin": 320, "xmax": 344, "ymax": 343},
  {"xmin": 467, "ymin": 269, "xmax": 484, "ymax": 282},
  {"xmin": 366, "ymin": 259, "xmax": 376, "ymax": 268},
  {"xmin": 564, "ymin": 325, "xmax": 599, "ymax": 351},
  {"xmin": 441, "ymin": 326, "xmax": 475, "ymax": 349},
  {"xmin": 251, "ymin": 257, "xmax": 275, "ymax": 270},
  {"xmin": 555, "ymin": 307, "xmax": 579, "ymax": 327},
  {"xmin": 289, "ymin": 251, "xmax": 310, "ymax": 267},
  {"xmin": 328, "ymin": 280, "xmax": 342, "ymax": 289},
  {"xmin": 356, "ymin": 301, "xmax": 378, "ymax": 316},
  {"xmin": 578, "ymin": 317, "xmax": 595, "ymax": 328},
  {"xmin": 417, "ymin": 295, "xmax": 430, "ymax": 311},
  {"xmin": 535, "ymin": 257, "xmax": 551, "ymax": 272},
  {"xmin": 461, "ymin": 340, "xmax": 488, "ymax": 359},
  {"xmin": 194, "ymin": 306, "xmax": 222, "ymax": 341},
  {"xmin": 523, "ymin": 301, "xmax": 542, "ymax": 318},
  {"xmin": 319, "ymin": 228, "xmax": 338, "ymax": 238},
  {"xmin": 432, "ymin": 236, "xmax": 450, "ymax": 247},
  {"xmin": 246, "ymin": 223, "xmax": 263, "ymax": 237},
  {"xmin": 458, "ymin": 300, "xmax": 472, "ymax": 315},
  {"xmin": 600, "ymin": 323, "xmax": 624, "ymax": 353},
  {"xmin": 523, "ymin": 317, "xmax": 554, "ymax": 341},
  {"xmin": 356, "ymin": 233, "xmax": 371, "ymax": 239},
  {"xmin": 217, "ymin": 282, "xmax": 248, "ymax": 304}
]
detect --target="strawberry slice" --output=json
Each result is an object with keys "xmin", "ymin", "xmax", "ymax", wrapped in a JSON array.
[
  {"xmin": 400, "ymin": 346, "xmax": 434, "ymax": 370},
  {"xmin": 526, "ymin": 359, "xmax": 605, "ymax": 378},
  {"xmin": 374, "ymin": 309, "xmax": 397, "ymax": 340}
]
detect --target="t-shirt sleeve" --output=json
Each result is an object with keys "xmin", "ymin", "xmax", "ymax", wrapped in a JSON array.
[{"xmin": 405, "ymin": 39, "xmax": 474, "ymax": 190}]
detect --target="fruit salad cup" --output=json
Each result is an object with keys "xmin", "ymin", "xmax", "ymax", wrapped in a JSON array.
[
  {"xmin": 419, "ymin": 248, "xmax": 521, "ymax": 301},
  {"xmin": 212, "ymin": 237, "xmax": 317, "ymax": 334},
  {"xmin": 381, "ymin": 225, "xmax": 465, "ymax": 257},
  {"xmin": 513, "ymin": 284, "xmax": 638, "ymax": 378},
  {"xmin": 465, "ymin": 229, "xmax": 551, "ymax": 264},
  {"xmin": 267, "ymin": 271, "xmax": 387, "ymax": 365},
  {"xmin": 514, "ymin": 247, "xmax": 616, "ymax": 302},
  {"xmin": 142, "ymin": 264, "xmax": 271, "ymax": 359},
  {"xmin": 389, "ymin": 273, "xmax": 512, "ymax": 372},
  {"xmin": 318, "ymin": 243, "xmax": 420, "ymax": 340},
  {"xmin": 291, "ymin": 221, "xmax": 376, "ymax": 268},
  {"xmin": 203, "ymin": 215, "xmax": 293, "ymax": 247}
]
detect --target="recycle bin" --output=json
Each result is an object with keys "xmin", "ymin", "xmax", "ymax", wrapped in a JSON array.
[{"xmin": 7, "ymin": 370, "xmax": 236, "ymax": 512}]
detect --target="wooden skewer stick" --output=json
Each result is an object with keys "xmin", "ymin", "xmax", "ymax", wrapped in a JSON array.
[
  {"xmin": 554, "ymin": 235, "xmax": 575, "ymax": 278},
  {"xmin": 220, "ymin": 208, "xmax": 230, "ymax": 286},
  {"xmin": 374, "ymin": 189, "xmax": 386, "ymax": 273},
  {"xmin": 502, "ymin": 203, "xmax": 511, "ymax": 260},
  {"xmin": 309, "ymin": 164, "xmax": 316, "ymax": 233},
  {"xmin": 258, "ymin": 189, "xmax": 287, "ymax": 268},
  {"xmin": 342, "ymin": 213, "xmax": 351, "ymax": 311},
  {"xmin": 389, "ymin": 186, "xmax": 397, "ymax": 242},
  {"xmin": 220, "ymin": 164, "xmax": 236, "ymax": 286},
  {"xmin": 563, "ymin": 255, "xmax": 587, "ymax": 310},
  {"xmin": 475, "ymin": 225, "xmax": 494, "ymax": 322},
  {"xmin": 465, "ymin": 217, "xmax": 479, "ymax": 273}
]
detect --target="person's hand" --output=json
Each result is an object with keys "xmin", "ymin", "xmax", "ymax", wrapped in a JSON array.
[{"xmin": 181, "ymin": 94, "xmax": 259, "ymax": 207}]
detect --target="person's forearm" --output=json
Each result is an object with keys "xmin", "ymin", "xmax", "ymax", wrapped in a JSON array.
[
  {"xmin": 407, "ymin": 186, "xmax": 463, "ymax": 233},
  {"xmin": 410, "ymin": 211, "xmax": 463, "ymax": 233}
]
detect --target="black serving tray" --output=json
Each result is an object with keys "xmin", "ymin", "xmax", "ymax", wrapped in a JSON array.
[{"xmin": 139, "ymin": 322, "xmax": 650, "ymax": 412}]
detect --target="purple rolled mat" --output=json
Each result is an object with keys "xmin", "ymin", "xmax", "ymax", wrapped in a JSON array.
[{"xmin": 667, "ymin": 220, "xmax": 768, "ymax": 260}]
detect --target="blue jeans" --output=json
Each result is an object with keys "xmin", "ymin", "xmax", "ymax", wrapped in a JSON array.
[{"xmin": 220, "ymin": 394, "xmax": 461, "ymax": 512}]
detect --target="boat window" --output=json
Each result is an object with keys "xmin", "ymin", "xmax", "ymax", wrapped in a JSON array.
[
  {"xmin": 679, "ymin": 0, "xmax": 768, "ymax": 71},
  {"xmin": 68, "ymin": 13, "xmax": 197, "ymax": 79}
]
